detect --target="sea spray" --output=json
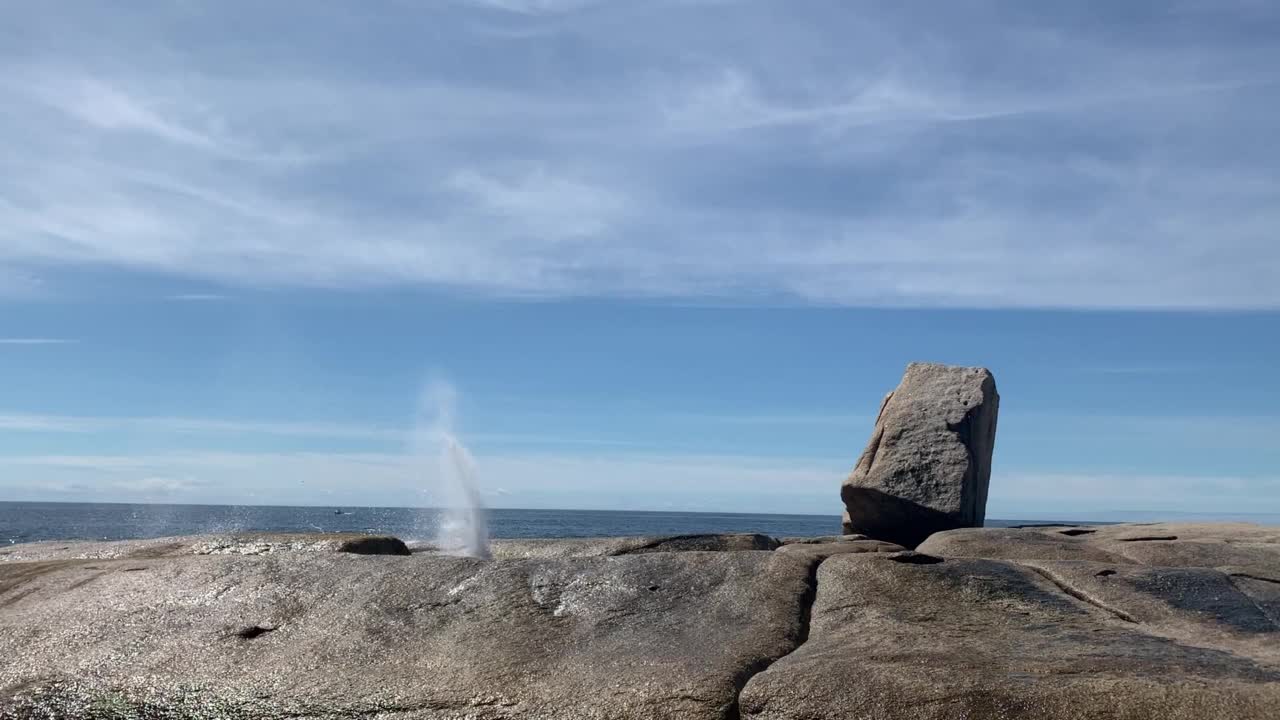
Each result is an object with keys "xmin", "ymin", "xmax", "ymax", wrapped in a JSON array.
[
  {"xmin": 438, "ymin": 434, "xmax": 490, "ymax": 558},
  {"xmin": 414, "ymin": 380, "xmax": 491, "ymax": 558}
]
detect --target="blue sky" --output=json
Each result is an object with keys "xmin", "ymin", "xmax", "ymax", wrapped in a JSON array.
[{"xmin": 1, "ymin": 1, "xmax": 1277, "ymax": 519}]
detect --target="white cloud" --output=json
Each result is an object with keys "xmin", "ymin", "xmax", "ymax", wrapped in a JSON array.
[
  {"xmin": 34, "ymin": 74, "xmax": 218, "ymax": 149},
  {"xmin": 446, "ymin": 169, "xmax": 629, "ymax": 240},
  {"xmin": 0, "ymin": 2, "xmax": 1277, "ymax": 308}
]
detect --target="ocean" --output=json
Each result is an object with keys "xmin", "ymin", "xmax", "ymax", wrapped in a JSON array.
[{"xmin": 0, "ymin": 501, "xmax": 1126, "ymax": 546}]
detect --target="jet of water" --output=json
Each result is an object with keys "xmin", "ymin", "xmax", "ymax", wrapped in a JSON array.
[
  {"xmin": 415, "ymin": 380, "xmax": 491, "ymax": 559},
  {"xmin": 437, "ymin": 433, "xmax": 490, "ymax": 559}
]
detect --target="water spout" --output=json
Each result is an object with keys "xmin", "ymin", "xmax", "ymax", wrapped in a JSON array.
[
  {"xmin": 415, "ymin": 380, "xmax": 490, "ymax": 559},
  {"xmin": 436, "ymin": 432, "xmax": 490, "ymax": 559}
]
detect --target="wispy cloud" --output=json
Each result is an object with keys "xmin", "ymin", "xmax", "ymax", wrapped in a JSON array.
[
  {"xmin": 446, "ymin": 168, "xmax": 629, "ymax": 240},
  {"xmin": 989, "ymin": 471, "xmax": 1280, "ymax": 515},
  {"xmin": 455, "ymin": 0, "xmax": 606, "ymax": 15},
  {"xmin": 0, "ymin": 409, "xmax": 866, "ymax": 456},
  {"xmin": 1, "ymin": 2, "xmax": 1278, "ymax": 308},
  {"xmin": 30, "ymin": 73, "xmax": 218, "ymax": 149},
  {"xmin": 0, "ymin": 338, "xmax": 77, "ymax": 345},
  {"xmin": 667, "ymin": 412, "xmax": 871, "ymax": 427},
  {"xmin": 167, "ymin": 293, "xmax": 228, "ymax": 301},
  {"xmin": 5, "ymin": 448, "xmax": 1277, "ymax": 516},
  {"xmin": 0, "ymin": 412, "xmax": 400, "ymax": 441},
  {"xmin": 0, "ymin": 449, "xmax": 846, "ymax": 512}
]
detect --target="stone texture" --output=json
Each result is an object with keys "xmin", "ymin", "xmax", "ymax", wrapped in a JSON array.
[
  {"xmin": 0, "ymin": 549, "xmax": 815, "ymax": 719},
  {"xmin": 918, "ymin": 522, "xmax": 1280, "ymax": 569},
  {"xmin": 0, "ymin": 532, "xmax": 412, "ymax": 563},
  {"xmin": 775, "ymin": 538, "xmax": 906, "ymax": 561},
  {"xmin": 739, "ymin": 553, "xmax": 1280, "ymax": 720},
  {"xmin": 485, "ymin": 533, "xmax": 779, "ymax": 559},
  {"xmin": 4, "ymin": 524, "xmax": 1278, "ymax": 719},
  {"xmin": 841, "ymin": 362, "xmax": 1000, "ymax": 547},
  {"xmin": 778, "ymin": 534, "xmax": 869, "ymax": 545}
]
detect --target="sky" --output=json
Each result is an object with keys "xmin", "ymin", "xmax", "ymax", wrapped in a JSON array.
[{"xmin": 1, "ymin": 0, "xmax": 1278, "ymax": 520}]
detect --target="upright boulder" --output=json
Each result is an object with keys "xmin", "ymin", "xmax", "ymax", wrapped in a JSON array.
[{"xmin": 841, "ymin": 362, "xmax": 999, "ymax": 547}]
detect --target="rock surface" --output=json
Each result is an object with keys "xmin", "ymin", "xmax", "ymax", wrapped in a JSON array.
[
  {"xmin": 484, "ymin": 533, "xmax": 779, "ymax": 559},
  {"xmin": 3, "ymin": 524, "xmax": 1277, "ymax": 719},
  {"xmin": 0, "ymin": 544, "xmax": 814, "ymax": 719},
  {"xmin": 738, "ymin": 553, "xmax": 1280, "ymax": 719},
  {"xmin": 775, "ymin": 538, "xmax": 906, "ymax": 560},
  {"xmin": 841, "ymin": 362, "xmax": 999, "ymax": 547},
  {"xmin": 0, "ymin": 532, "xmax": 411, "ymax": 563},
  {"xmin": 918, "ymin": 522, "xmax": 1280, "ymax": 568}
]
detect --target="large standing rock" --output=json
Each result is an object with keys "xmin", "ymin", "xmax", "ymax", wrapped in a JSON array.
[{"xmin": 841, "ymin": 362, "xmax": 999, "ymax": 547}]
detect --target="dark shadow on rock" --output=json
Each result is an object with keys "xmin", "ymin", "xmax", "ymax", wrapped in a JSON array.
[
  {"xmin": 234, "ymin": 624, "xmax": 275, "ymax": 640},
  {"xmin": 884, "ymin": 551, "xmax": 944, "ymax": 565},
  {"xmin": 336, "ymin": 536, "xmax": 411, "ymax": 555},
  {"xmin": 839, "ymin": 487, "xmax": 968, "ymax": 549},
  {"xmin": 616, "ymin": 534, "xmax": 780, "ymax": 554}
]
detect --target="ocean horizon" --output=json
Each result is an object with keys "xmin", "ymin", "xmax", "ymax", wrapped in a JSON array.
[{"xmin": 4, "ymin": 500, "xmax": 1278, "ymax": 547}]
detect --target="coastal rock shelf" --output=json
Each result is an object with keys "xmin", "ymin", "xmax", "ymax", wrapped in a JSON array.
[{"xmin": 2, "ymin": 525, "xmax": 1278, "ymax": 719}]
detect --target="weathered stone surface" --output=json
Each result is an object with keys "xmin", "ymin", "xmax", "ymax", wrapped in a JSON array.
[
  {"xmin": 778, "ymin": 534, "xmax": 868, "ymax": 545},
  {"xmin": 0, "ymin": 532, "xmax": 412, "ymax": 563},
  {"xmin": 621, "ymin": 533, "xmax": 780, "ymax": 554},
  {"xmin": 841, "ymin": 362, "xmax": 999, "ymax": 547},
  {"xmin": 739, "ymin": 553, "xmax": 1280, "ymax": 720},
  {"xmin": 1225, "ymin": 569, "xmax": 1280, "ymax": 628},
  {"xmin": 775, "ymin": 539, "xmax": 906, "ymax": 560},
  {"xmin": 1021, "ymin": 561, "xmax": 1280, "ymax": 666},
  {"xmin": 0, "ymin": 549, "xmax": 815, "ymax": 719},
  {"xmin": 484, "ymin": 533, "xmax": 779, "ymax": 560},
  {"xmin": 4, "ymin": 524, "xmax": 1278, "ymax": 718},
  {"xmin": 919, "ymin": 522, "xmax": 1280, "ymax": 570}
]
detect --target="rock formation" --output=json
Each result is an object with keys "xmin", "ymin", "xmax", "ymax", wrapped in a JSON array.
[
  {"xmin": 841, "ymin": 362, "xmax": 999, "ymax": 547},
  {"xmin": 3, "ymin": 525, "xmax": 1278, "ymax": 718}
]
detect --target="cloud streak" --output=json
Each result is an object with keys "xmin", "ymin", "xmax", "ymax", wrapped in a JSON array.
[
  {"xmin": 0, "ymin": 449, "xmax": 845, "ymax": 512},
  {"xmin": 4, "ymin": 449, "xmax": 1276, "ymax": 516},
  {"xmin": 0, "ymin": 338, "xmax": 77, "ymax": 345}
]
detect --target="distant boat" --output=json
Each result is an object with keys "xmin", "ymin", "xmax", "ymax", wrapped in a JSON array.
[{"xmin": 334, "ymin": 509, "xmax": 349, "ymax": 515}]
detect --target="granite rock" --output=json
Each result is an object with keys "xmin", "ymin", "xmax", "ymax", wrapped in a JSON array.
[
  {"xmin": 841, "ymin": 363, "xmax": 999, "ymax": 547},
  {"xmin": 0, "ymin": 548, "xmax": 814, "ymax": 719},
  {"xmin": 739, "ymin": 553, "xmax": 1280, "ymax": 719}
]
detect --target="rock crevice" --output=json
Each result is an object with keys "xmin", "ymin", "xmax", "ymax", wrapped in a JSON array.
[
  {"xmin": 725, "ymin": 555, "xmax": 824, "ymax": 720},
  {"xmin": 1022, "ymin": 563, "xmax": 1140, "ymax": 623}
]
